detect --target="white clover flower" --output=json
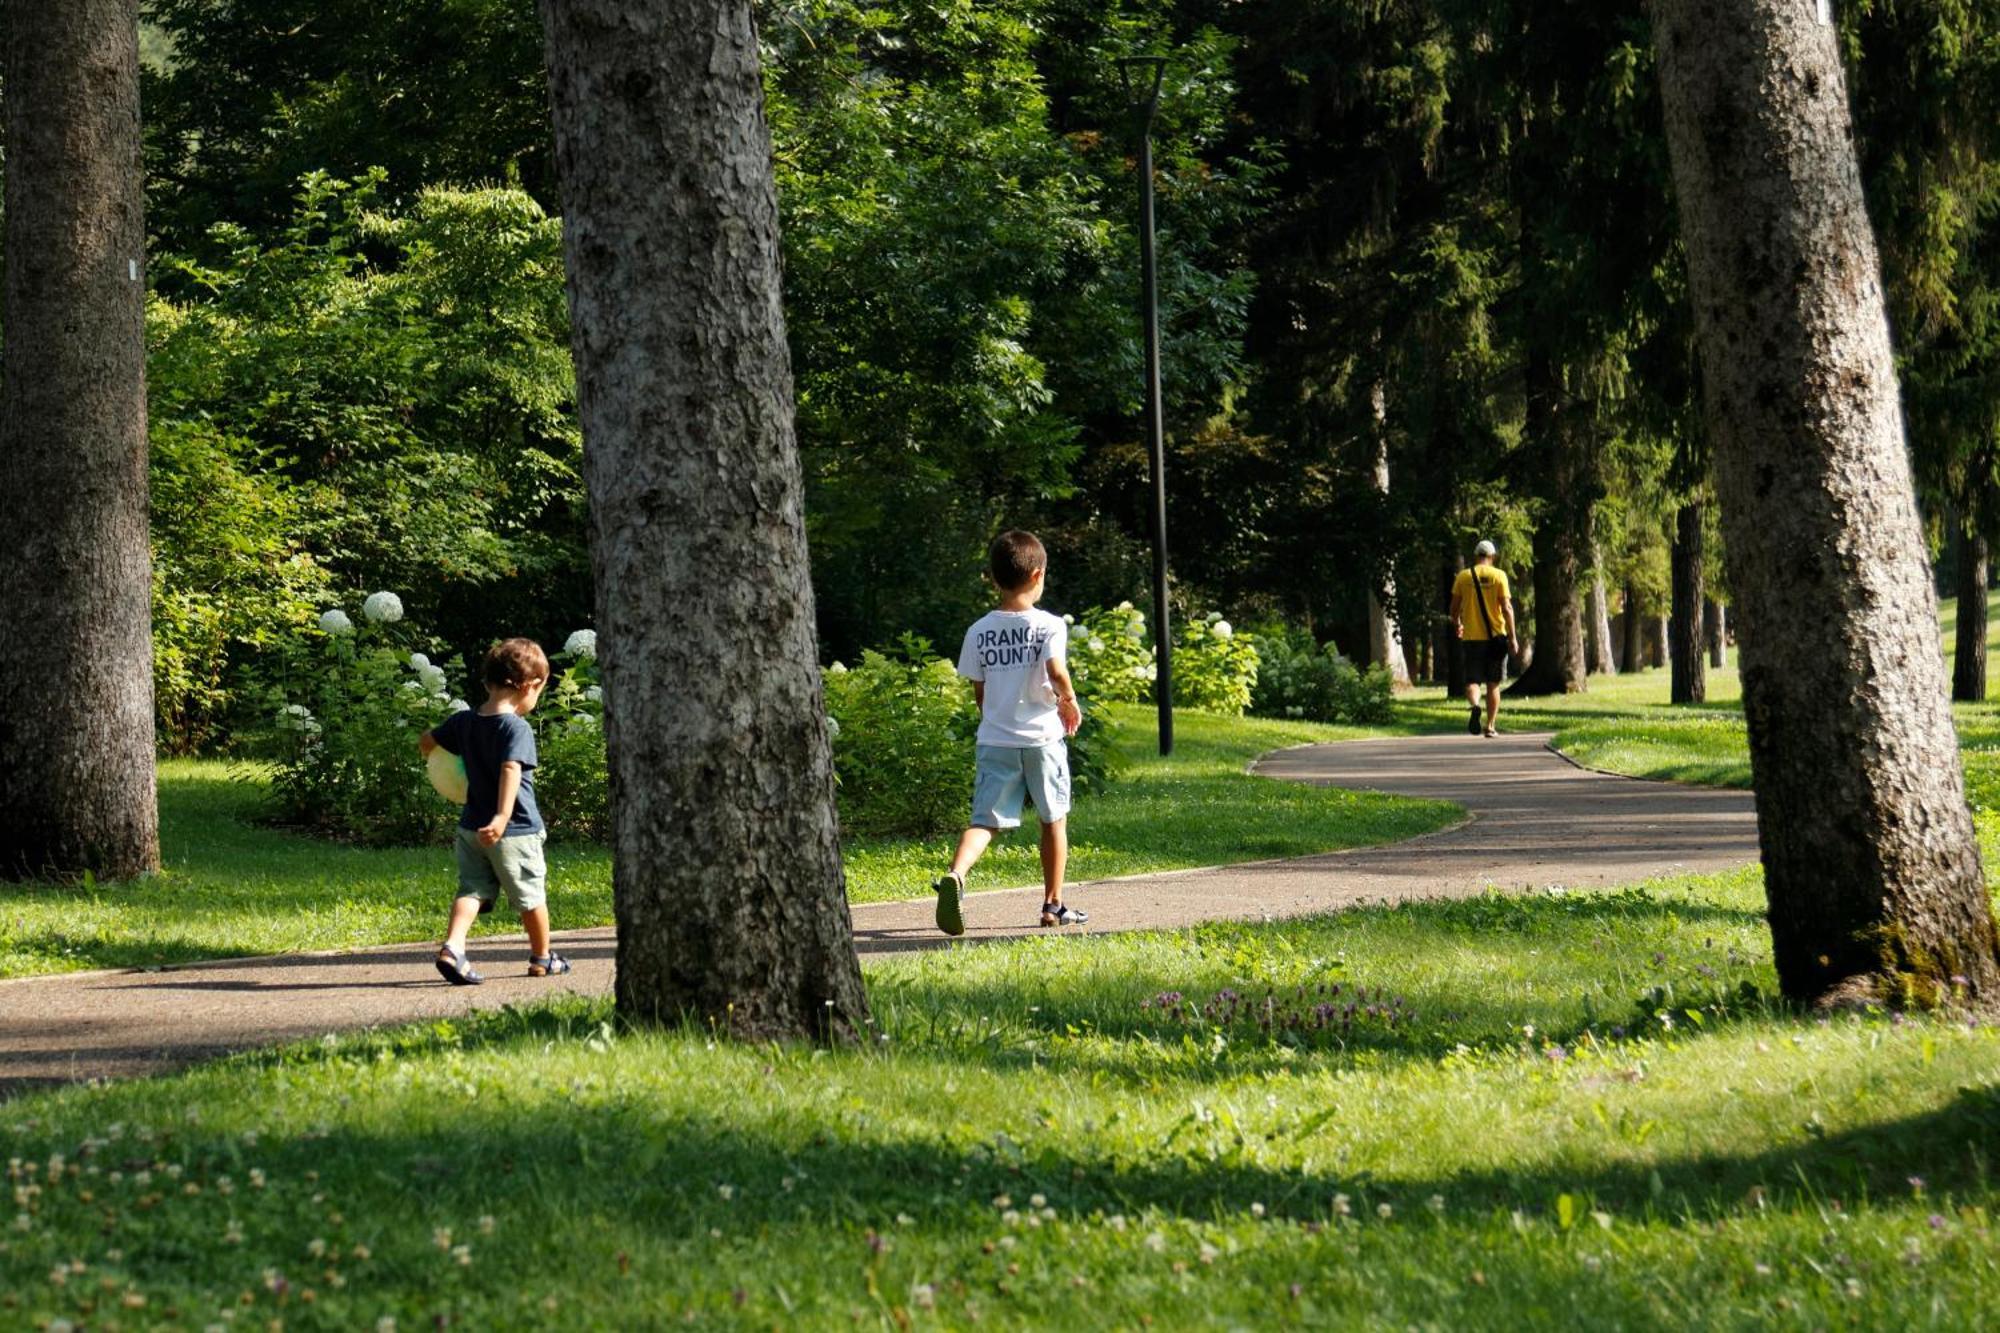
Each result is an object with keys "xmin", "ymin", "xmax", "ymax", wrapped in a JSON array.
[
  {"xmin": 318, "ymin": 609, "xmax": 354, "ymax": 635},
  {"xmin": 826, "ymin": 715, "xmax": 841, "ymax": 738},
  {"xmin": 563, "ymin": 629, "xmax": 597, "ymax": 659},
  {"xmin": 408, "ymin": 653, "xmax": 431, "ymax": 671},
  {"xmin": 447, "ymin": 699, "xmax": 470, "ymax": 713},
  {"xmin": 1213, "ymin": 620, "xmax": 1233, "ymax": 639},
  {"xmin": 417, "ymin": 665, "xmax": 447, "ymax": 693},
  {"xmin": 361, "ymin": 591, "xmax": 404, "ymax": 624},
  {"xmin": 583, "ymin": 685, "xmax": 603, "ymax": 703}
]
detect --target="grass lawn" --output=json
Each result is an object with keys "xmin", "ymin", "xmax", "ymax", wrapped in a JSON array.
[
  {"xmin": 0, "ymin": 707, "xmax": 1457, "ymax": 979},
  {"xmin": 4, "ymin": 869, "xmax": 1996, "ymax": 1327}
]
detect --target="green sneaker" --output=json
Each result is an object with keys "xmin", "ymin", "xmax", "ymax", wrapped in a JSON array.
[{"xmin": 934, "ymin": 871, "xmax": 965, "ymax": 937}]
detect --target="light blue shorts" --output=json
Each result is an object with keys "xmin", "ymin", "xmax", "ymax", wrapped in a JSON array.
[
  {"xmin": 455, "ymin": 828, "xmax": 549, "ymax": 913},
  {"xmin": 970, "ymin": 742, "xmax": 1071, "ymax": 830}
]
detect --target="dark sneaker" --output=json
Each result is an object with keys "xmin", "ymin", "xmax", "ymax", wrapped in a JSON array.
[
  {"xmin": 1040, "ymin": 902, "xmax": 1088, "ymax": 927},
  {"xmin": 1466, "ymin": 703, "xmax": 1481, "ymax": 735},
  {"xmin": 528, "ymin": 950, "xmax": 572, "ymax": 977},
  {"xmin": 934, "ymin": 871, "xmax": 965, "ymax": 937}
]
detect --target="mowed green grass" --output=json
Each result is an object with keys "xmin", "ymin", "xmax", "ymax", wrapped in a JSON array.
[
  {"xmin": 4, "ymin": 869, "xmax": 1996, "ymax": 1328},
  {"xmin": 0, "ymin": 708, "xmax": 1456, "ymax": 978}
]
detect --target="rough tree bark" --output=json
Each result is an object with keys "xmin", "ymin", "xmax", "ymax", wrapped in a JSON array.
[
  {"xmin": 1953, "ymin": 532, "xmax": 1987, "ymax": 703},
  {"xmin": 1586, "ymin": 567, "xmax": 1618, "ymax": 675},
  {"xmin": 1436, "ymin": 550, "xmax": 1467, "ymax": 698},
  {"xmin": 1365, "ymin": 380, "xmax": 1412, "ymax": 687},
  {"xmin": 0, "ymin": 0, "xmax": 159, "ymax": 881},
  {"xmin": 1509, "ymin": 351, "xmax": 1590, "ymax": 695},
  {"xmin": 1652, "ymin": 0, "xmax": 1999, "ymax": 1005},
  {"xmin": 539, "ymin": 0, "xmax": 870, "ymax": 1039},
  {"xmin": 1705, "ymin": 599, "xmax": 1728, "ymax": 668},
  {"xmin": 1670, "ymin": 501, "xmax": 1707, "ymax": 704}
]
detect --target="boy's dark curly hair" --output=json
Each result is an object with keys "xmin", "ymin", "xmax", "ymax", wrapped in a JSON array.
[
  {"xmin": 484, "ymin": 637, "xmax": 550, "ymax": 691},
  {"xmin": 988, "ymin": 530, "xmax": 1047, "ymax": 593}
]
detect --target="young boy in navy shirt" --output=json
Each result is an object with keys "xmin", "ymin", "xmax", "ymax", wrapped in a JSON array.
[{"xmin": 420, "ymin": 637, "xmax": 571, "ymax": 984}]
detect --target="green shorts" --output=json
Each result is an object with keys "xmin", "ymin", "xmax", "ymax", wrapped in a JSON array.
[{"xmin": 455, "ymin": 828, "xmax": 549, "ymax": 914}]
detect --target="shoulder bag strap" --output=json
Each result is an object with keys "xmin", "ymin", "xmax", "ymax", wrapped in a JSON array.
[{"xmin": 1471, "ymin": 568, "xmax": 1499, "ymax": 639}]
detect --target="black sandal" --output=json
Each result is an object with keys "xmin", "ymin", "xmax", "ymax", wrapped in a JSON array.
[
  {"xmin": 435, "ymin": 944, "xmax": 484, "ymax": 986},
  {"xmin": 529, "ymin": 951, "xmax": 571, "ymax": 978}
]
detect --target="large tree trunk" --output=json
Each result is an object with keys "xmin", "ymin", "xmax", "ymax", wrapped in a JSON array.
[
  {"xmin": 1653, "ymin": 0, "xmax": 1999, "ymax": 1005},
  {"xmin": 1953, "ymin": 531, "xmax": 1987, "ymax": 703},
  {"xmin": 1365, "ymin": 381, "xmax": 1412, "ymax": 688},
  {"xmin": 540, "ymin": 0, "xmax": 870, "ymax": 1039},
  {"xmin": 1670, "ymin": 501, "xmax": 1707, "ymax": 704},
  {"xmin": 0, "ymin": 0, "xmax": 159, "ymax": 881},
  {"xmin": 1508, "ymin": 351, "xmax": 1590, "ymax": 696},
  {"xmin": 1706, "ymin": 599, "xmax": 1728, "ymax": 669},
  {"xmin": 1586, "ymin": 565, "xmax": 1618, "ymax": 675}
]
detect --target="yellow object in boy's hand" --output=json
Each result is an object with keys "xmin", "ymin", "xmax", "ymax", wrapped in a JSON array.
[{"xmin": 425, "ymin": 747, "xmax": 469, "ymax": 805}]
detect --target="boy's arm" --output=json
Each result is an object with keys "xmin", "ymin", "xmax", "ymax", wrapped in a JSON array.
[
  {"xmin": 479, "ymin": 762, "xmax": 522, "ymax": 846},
  {"xmin": 1502, "ymin": 593, "xmax": 1520, "ymax": 652},
  {"xmin": 1047, "ymin": 658, "xmax": 1082, "ymax": 736},
  {"xmin": 418, "ymin": 730, "xmax": 438, "ymax": 757},
  {"xmin": 972, "ymin": 680, "xmax": 985, "ymax": 710},
  {"xmin": 1449, "ymin": 578, "xmax": 1464, "ymax": 637}
]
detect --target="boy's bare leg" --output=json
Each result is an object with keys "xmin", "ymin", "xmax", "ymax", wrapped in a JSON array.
[
  {"xmin": 1038, "ymin": 817, "xmax": 1067, "ymax": 906},
  {"xmin": 441, "ymin": 896, "xmax": 482, "ymax": 956},
  {"xmin": 948, "ymin": 826, "xmax": 995, "ymax": 879},
  {"xmin": 1485, "ymin": 683, "xmax": 1502, "ymax": 733},
  {"xmin": 521, "ymin": 906, "xmax": 551, "ymax": 958}
]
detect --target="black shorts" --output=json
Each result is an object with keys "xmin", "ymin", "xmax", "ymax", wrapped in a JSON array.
[{"xmin": 1461, "ymin": 638, "xmax": 1509, "ymax": 685}]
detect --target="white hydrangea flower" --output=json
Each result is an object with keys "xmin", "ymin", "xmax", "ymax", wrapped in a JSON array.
[
  {"xmin": 1145, "ymin": 664, "xmax": 1159, "ymax": 681},
  {"xmin": 1088, "ymin": 638, "xmax": 1105, "ymax": 653},
  {"xmin": 1213, "ymin": 621, "xmax": 1233, "ymax": 639},
  {"xmin": 401, "ymin": 680, "xmax": 424, "ymax": 693},
  {"xmin": 1206, "ymin": 610, "xmax": 1223, "ymax": 623},
  {"xmin": 447, "ymin": 699, "xmax": 470, "ymax": 713},
  {"xmin": 282, "ymin": 704, "xmax": 312, "ymax": 719},
  {"xmin": 1125, "ymin": 620, "xmax": 1145, "ymax": 640},
  {"xmin": 1130, "ymin": 665, "xmax": 1150, "ymax": 679},
  {"xmin": 583, "ymin": 685, "xmax": 603, "ymax": 703},
  {"xmin": 826, "ymin": 715, "xmax": 841, "ymax": 738},
  {"xmin": 827, "ymin": 661, "xmax": 848, "ymax": 674},
  {"xmin": 408, "ymin": 653, "xmax": 431, "ymax": 671},
  {"xmin": 1062, "ymin": 614, "xmax": 1074, "ymax": 624},
  {"xmin": 361, "ymin": 591, "xmax": 404, "ymax": 624},
  {"xmin": 570, "ymin": 713, "xmax": 597, "ymax": 729},
  {"xmin": 564, "ymin": 629, "xmax": 597, "ymax": 659},
  {"xmin": 417, "ymin": 664, "xmax": 447, "ymax": 693},
  {"xmin": 1117, "ymin": 600, "xmax": 1133, "ymax": 612},
  {"xmin": 318, "ymin": 609, "xmax": 354, "ymax": 634}
]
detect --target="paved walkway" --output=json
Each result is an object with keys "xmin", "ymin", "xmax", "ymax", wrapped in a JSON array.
[{"xmin": 0, "ymin": 733, "xmax": 1759, "ymax": 1093}]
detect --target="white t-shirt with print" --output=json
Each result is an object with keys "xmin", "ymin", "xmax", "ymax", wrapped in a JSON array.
[{"xmin": 957, "ymin": 608, "xmax": 1069, "ymax": 747}]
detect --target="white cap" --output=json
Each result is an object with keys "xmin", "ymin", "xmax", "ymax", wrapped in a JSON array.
[{"xmin": 1474, "ymin": 539, "xmax": 1497, "ymax": 558}]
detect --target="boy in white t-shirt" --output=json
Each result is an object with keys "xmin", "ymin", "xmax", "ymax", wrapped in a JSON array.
[{"xmin": 933, "ymin": 530, "xmax": 1086, "ymax": 935}]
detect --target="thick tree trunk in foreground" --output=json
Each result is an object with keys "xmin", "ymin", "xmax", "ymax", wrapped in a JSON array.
[
  {"xmin": 540, "ymin": 0, "xmax": 870, "ymax": 1039},
  {"xmin": 1953, "ymin": 532, "xmax": 1987, "ymax": 703},
  {"xmin": 0, "ymin": 0, "xmax": 159, "ymax": 881},
  {"xmin": 1365, "ymin": 386, "xmax": 1412, "ymax": 687},
  {"xmin": 1706, "ymin": 599, "xmax": 1728, "ymax": 669},
  {"xmin": 1586, "ymin": 568, "xmax": 1618, "ymax": 675},
  {"xmin": 1653, "ymin": 0, "xmax": 1999, "ymax": 1005},
  {"xmin": 1670, "ymin": 502, "xmax": 1707, "ymax": 704}
]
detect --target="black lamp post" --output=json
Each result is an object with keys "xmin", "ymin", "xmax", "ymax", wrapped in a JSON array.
[{"xmin": 1118, "ymin": 54, "xmax": 1173, "ymax": 756}]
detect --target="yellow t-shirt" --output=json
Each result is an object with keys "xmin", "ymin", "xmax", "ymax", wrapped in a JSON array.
[{"xmin": 1453, "ymin": 566, "xmax": 1510, "ymax": 641}]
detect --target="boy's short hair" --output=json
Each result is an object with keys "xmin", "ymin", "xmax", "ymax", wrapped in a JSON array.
[
  {"xmin": 484, "ymin": 637, "xmax": 550, "ymax": 691},
  {"xmin": 988, "ymin": 530, "xmax": 1047, "ymax": 593}
]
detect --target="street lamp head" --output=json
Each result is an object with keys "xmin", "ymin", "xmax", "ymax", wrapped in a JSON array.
[{"xmin": 1116, "ymin": 55, "xmax": 1167, "ymax": 122}]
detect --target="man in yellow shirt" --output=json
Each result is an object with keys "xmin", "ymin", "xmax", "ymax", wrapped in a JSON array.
[{"xmin": 1451, "ymin": 539, "xmax": 1520, "ymax": 737}]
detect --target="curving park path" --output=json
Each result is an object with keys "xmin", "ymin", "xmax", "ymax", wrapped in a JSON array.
[{"xmin": 0, "ymin": 732, "xmax": 1759, "ymax": 1093}]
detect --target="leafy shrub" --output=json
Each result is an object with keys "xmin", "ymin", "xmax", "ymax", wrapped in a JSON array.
[
  {"xmin": 1250, "ymin": 629, "xmax": 1395, "ymax": 724},
  {"xmin": 533, "ymin": 634, "xmax": 609, "ymax": 843},
  {"xmin": 823, "ymin": 638, "xmax": 981, "ymax": 838},
  {"xmin": 265, "ymin": 597, "xmax": 465, "ymax": 846},
  {"xmin": 1174, "ymin": 612, "xmax": 1259, "ymax": 715},
  {"xmin": 1066, "ymin": 603, "xmax": 1155, "ymax": 703}
]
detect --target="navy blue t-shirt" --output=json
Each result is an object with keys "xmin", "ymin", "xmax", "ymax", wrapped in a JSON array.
[{"xmin": 432, "ymin": 709, "xmax": 544, "ymax": 836}]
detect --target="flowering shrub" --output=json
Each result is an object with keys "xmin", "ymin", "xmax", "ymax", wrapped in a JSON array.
[
  {"xmin": 533, "ymin": 635, "xmax": 609, "ymax": 843},
  {"xmin": 822, "ymin": 638, "xmax": 981, "ymax": 837},
  {"xmin": 1250, "ymin": 628, "xmax": 1394, "ymax": 724},
  {"xmin": 1065, "ymin": 603, "xmax": 1155, "ymax": 703},
  {"xmin": 267, "ymin": 596, "xmax": 465, "ymax": 845},
  {"xmin": 1174, "ymin": 612, "xmax": 1259, "ymax": 715}
]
